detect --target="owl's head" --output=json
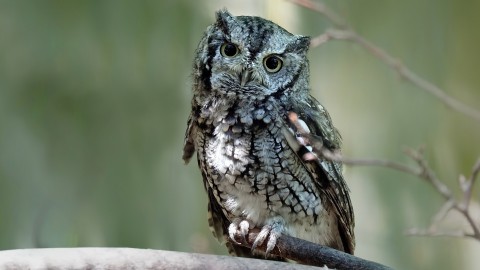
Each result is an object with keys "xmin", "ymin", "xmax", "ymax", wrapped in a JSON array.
[{"xmin": 194, "ymin": 10, "xmax": 311, "ymax": 98}]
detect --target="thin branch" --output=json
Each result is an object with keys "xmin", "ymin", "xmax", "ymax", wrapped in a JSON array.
[
  {"xmin": 458, "ymin": 158, "xmax": 480, "ymax": 213},
  {"xmin": 330, "ymin": 147, "xmax": 480, "ymax": 241},
  {"xmin": 289, "ymin": 0, "xmax": 480, "ymax": 122},
  {"xmin": 403, "ymin": 147, "xmax": 453, "ymax": 200},
  {"xmin": 230, "ymin": 229, "xmax": 393, "ymax": 270},
  {"xmin": 430, "ymin": 199, "xmax": 455, "ymax": 226},
  {"xmin": 405, "ymin": 228, "xmax": 477, "ymax": 240},
  {"xmin": 402, "ymin": 150, "xmax": 480, "ymax": 240},
  {"xmin": 471, "ymin": 158, "xmax": 480, "ymax": 184},
  {"xmin": 465, "ymin": 158, "xmax": 480, "ymax": 204},
  {"xmin": 289, "ymin": 0, "xmax": 348, "ymax": 28},
  {"xmin": 309, "ymin": 32, "xmax": 332, "ymax": 48},
  {"xmin": 460, "ymin": 208, "xmax": 480, "ymax": 239},
  {"xmin": 322, "ymin": 151, "xmax": 420, "ymax": 176}
]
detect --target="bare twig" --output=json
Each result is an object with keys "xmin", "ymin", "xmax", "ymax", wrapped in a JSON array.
[
  {"xmin": 465, "ymin": 158, "xmax": 480, "ymax": 206},
  {"xmin": 430, "ymin": 199, "xmax": 456, "ymax": 226},
  {"xmin": 404, "ymin": 150, "xmax": 480, "ymax": 240},
  {"xmin": 403, "ymin": 147, "xmax": 453, "ymax": 200},
  {"xmin": 229, "ymin": 228, "xmax": 392, "ymax": 270},
  {"xmin": 405, "ymin": 228, "xmax": 477, "ymax": 239},
  {"xmin": 328, "ymin": 147, "xmax": 480, "ymax": 241},
  {"xmin": 322, "ymin": 149, "xmax": 419, "ymax": 176},
  {"xmin": 288, "ymin": 0, "xmax": 348, "ymax": 28},
  {"xmin": 288, "ymin": 0, "xmax": 480, "ymax": 122}
]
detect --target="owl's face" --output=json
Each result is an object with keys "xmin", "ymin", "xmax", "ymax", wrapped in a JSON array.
[{"xmin": 194, "ymin": 10, "xmax": 311, "ymax": 98}]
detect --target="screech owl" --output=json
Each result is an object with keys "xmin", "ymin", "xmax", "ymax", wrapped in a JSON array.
[{"xmin": 183, "ymin": 10, "xmax": 355, "ymax": 259}]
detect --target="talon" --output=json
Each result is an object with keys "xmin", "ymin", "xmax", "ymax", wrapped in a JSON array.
[
  {"xmin": 228, "ymin": 221, "xmax": 241, "ymax": 244},
  {"xmin": 229, "ymin": 219, "xmax": 251, "ymax": 244},
  {"xmin": 251, "ymin": 225, "xmax": 270, "ymax": 251},
  {"xmin": 231, "ymin": 218, "xmax": 284, "ymax": 257},
  {"xmin": 251, "ymin": 218, "xmax": 284, "ymax": 257},
  {"xmin": 265, "ymin": 226, "xmax": 282, "ymax": 255},
  {"xmin": 239, "ymin": 220, "xmax": 250, "ymax": 243}
]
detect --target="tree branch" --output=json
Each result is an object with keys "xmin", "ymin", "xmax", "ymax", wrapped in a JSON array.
[
  {"xmin": 0, "ymin": 248, "xmax": 331, "ymax": 270},
  {"xmin": 288, "ymin": 0, "xmax": 480, "ymax": 122},
  {"xmin": 229, "ymin": 229, "xmax": 393, "ymax": 270}
]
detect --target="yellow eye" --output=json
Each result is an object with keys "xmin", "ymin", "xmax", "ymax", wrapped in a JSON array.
[
  {"xmin": 220, "ymin": 42, "xmax": 239, "ymax": 57},
  {"xmin": 263, "ymin": 55, "xmax": 283, "ymax": 73}
]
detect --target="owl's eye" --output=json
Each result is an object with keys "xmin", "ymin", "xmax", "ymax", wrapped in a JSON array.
[
  {"xmin": 263, "ymin": 55, "xmax": 283, "ymax": 73},
  {"xmin": 220, "ymin": 42, "xmax": 239, "ymax": 57}
]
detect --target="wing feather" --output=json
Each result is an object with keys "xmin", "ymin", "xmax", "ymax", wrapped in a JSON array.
[
  {"xmin": 285, "ymin": 96, "xmax": 355, "ymax": 254},
  {"xmin": 183, "ymin": 112, "xmax": 196, "ymax": 164}
]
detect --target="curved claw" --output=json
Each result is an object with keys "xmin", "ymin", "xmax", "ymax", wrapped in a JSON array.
[
  {"xmin": 251, "ymin": 225, "xmax": 269, "ymax": 250},
  {"xmin": 251, "ymin": 219, "xmax": 284, "ymax": 256},
  {"xmin": 239, "ymin": 220, "xmax": 250, "ymax": 243},
  {"xmin": 229, "ymin": 219, "xmax": 251, "ymax": 244},
  {"xmin": 228, "ymin": 221, "xmax": 241, "ymax": 244}
]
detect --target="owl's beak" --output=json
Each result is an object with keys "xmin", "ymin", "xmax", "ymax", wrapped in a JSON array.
[{"xmin": 240, "ymin": 70, "xmax": 252, "ymax": 87}]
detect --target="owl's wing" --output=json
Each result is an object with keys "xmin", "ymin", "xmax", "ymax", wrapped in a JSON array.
[
  {"xmin": 183, "ymin": 112, "xmax": 196, "ymax": 164},
  {"xmin": 284, "ymin": 96, "xmax": 355, "ymax": 254}
]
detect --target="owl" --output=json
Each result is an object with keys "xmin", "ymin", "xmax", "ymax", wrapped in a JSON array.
[{"xmin": 183, "ymin": 10, "xmax": 355, "ymax": 259}]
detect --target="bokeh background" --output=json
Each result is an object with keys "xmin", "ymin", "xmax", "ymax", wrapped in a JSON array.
[{"xmin": 1, "ymin": 0, "xmax": 479, "ymax": 269}]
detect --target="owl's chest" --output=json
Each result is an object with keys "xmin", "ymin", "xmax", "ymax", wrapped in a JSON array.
[
  {"xmin": 199, "ymin": 114, "xmax": 286, "ymax": 184},
  {"xmin": 199, "ymin": 121, "xmax": 289, "ymax": 221},
  {"xmin": 196, "ymin": 102, "xmax": 322, "ymax": 216},
  {"xmin": 195, "ymin": 98, "xmax": 287, "ymax": 172},
  {"xmin": 194, "ymin": 98, "xmax": 287, "ymax": 187}
]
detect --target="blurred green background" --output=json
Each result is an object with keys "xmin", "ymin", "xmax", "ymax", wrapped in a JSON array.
[{"xmin": 1, "ymin": 0, "xmax": 479, "ymax": 269}]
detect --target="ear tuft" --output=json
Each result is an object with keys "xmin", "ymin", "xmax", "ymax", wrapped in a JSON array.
[
  {"xmin": 286, "ymin": 35, "xmax": 311, "ymax": 54},
  {"xmin": 296, "ymin": 36, "xmax": 311, "ymax": 52},
  {"xmin": 215, "ymin": 9, "xmax": 236, "ymax": 35}
]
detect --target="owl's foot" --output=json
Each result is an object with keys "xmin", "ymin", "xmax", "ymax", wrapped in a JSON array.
[
  {"xmin": 228, "ymin": 218, "xmax": 251, "ymax": 244},
  {"xmin": 229, "ymin": 218, "xmax": 285, "ymax": 256},
  {"xmin": 251, "ymin": 218, "xmax": 284, "ymax": 256}
]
